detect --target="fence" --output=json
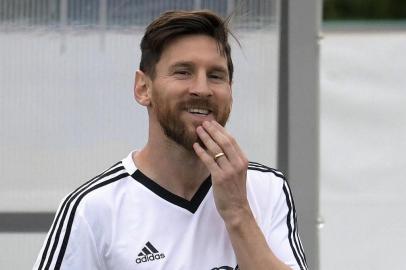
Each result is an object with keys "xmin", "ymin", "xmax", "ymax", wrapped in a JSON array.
[{"xmin": 0, "ymin": 0, "xmax": 276, "ymax": 30}]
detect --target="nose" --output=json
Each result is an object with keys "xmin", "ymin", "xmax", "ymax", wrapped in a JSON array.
[{"xmin": 189, "ymin": 72, "xmax": 213, "ymax": 97}]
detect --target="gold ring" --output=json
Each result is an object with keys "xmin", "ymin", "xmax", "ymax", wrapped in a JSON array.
[{"xmin": 214, "ymin": 152, "xmax": 225, "ymax": 161}]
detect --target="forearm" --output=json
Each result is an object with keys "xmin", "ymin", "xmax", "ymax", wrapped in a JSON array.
[{"xmin": 224, "ymin": 209, "xmax": 291, "ymax": 270}]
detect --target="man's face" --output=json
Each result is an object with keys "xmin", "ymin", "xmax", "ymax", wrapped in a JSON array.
[{"xmin": 148, "ymin": 34, "xmax": 232, "ymax": 151}]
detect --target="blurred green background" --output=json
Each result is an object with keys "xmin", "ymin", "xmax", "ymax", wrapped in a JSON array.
[{"xmin": 323, "ymin": 0, "xmax": 406, "ymax": 20}]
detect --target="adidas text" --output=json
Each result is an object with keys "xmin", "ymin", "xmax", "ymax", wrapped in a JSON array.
[{"xmin": 136, "ymin": 253, "xmax": 165, "ymax": 264}]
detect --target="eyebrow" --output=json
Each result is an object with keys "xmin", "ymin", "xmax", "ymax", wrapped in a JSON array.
[{"xmin": 169, "ymin": 61, "xmax": 194, "ymax": 71}]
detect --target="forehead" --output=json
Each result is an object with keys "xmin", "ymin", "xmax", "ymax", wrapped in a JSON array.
[{"xmin": 157, "ymin": 35, "xmax": 228, "ymax": 68}]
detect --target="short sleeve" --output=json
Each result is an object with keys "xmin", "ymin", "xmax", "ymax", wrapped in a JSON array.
[{"xmin": 266, "ymin": 179, "xmax": 308, "ymax": 270}]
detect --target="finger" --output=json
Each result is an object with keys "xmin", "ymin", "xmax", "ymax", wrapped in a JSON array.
[
  {"xmin": 193, "ymin": 142, "xmax": 222, "ymax": 174},
  {"xmin": 196, "ymin": 125, "xmax": 222, "ymax": 157},
  {"xmin": 195, "ymin": 126, "xmax": 229, "ymax": 167},
  {"xmin": 210, "ymin": 121, "xmax": 247, "ymax": 160},
  {"xmin": 201, "ymin": 121, "xmax": 240, "ymax": 164},
  {"xmin": 204, "ymin": 121, "xmax": 248, "ymax": 172}
]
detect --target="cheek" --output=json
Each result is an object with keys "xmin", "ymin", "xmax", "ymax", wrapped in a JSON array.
[
  {"xmin": 218, "ymin": 92, "xmax": 232, "ymax": 118},
  {"xmin": 151, "ymin": 95, "xmax": 178, "ymax": 114},
  {"xmin": 219, "ymin": 90, "xmax": 232, "ymax": 106}
]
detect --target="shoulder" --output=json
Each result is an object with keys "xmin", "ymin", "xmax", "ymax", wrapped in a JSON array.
[
  {"xmin": 247, "ymin": 161, "xmax": 286, "ymax": 187},
  {"xmin": 248, "ymin": 161, "xmax": 285, "ymax": 178},
  {"xmin": 61, "ymin": 161, "xmax": 131, "ymax": 218},
  {"xmin": 245, "ymin": 162, "xmax": 291, "ymax": 225},
  {"xmin": 246, "ymin": 161, "xmax": 287, "ymax": 199},
  {"xmin": 247, "ymin": 162, "xmax": 307, "ymax": 270},
  {"xmin": 35, "ymin": 162, "xmax": 130, "ymax": 269}
]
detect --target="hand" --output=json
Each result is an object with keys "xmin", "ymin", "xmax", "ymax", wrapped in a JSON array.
[{"xmin": 193, "ymin": 121, "xmax": 251, "ymax": 224}]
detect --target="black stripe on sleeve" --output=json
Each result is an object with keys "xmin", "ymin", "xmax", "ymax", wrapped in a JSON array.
[
  {"xmin": 41, "ymin": 164, "xmax": 124, "ymax": 270},
  {"xmin": 248, "ymin": 162, "xmax": 285, "ymax": 177},
  {"xmin": 287, "ymin": 181, "xmax": 307, "ymax": 267},
  {"xmin": 248, "ymin": 161, "xmax": 307, "ymax": 269},
  {"xmin": 54, "ymin": 172, "xmax": 129, "ymax": 269},
  {"xmin": 282, "ymin": 180, "xmax": 308, "ymax": 270},
  {"xmin": 36, "ymin": 162, "xmax": 124, "ymax": 270}
]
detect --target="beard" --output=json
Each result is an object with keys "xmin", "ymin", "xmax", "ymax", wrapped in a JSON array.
[{"xmin": 151, "ymin": 95, "xmax": 231, "ymax": 151}]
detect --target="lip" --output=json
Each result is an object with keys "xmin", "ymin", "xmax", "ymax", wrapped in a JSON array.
[
  {"xmin": 186, "ymin": 107, "xmax": 212, "ymax": 114},
  {"xmin": 184, "ymin": 110, "xmax": 215, "ymax": 122}
]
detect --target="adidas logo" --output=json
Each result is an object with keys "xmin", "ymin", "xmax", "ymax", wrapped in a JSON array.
[{"xmin": 135, "ymin": 241, "xmax": 165, "ymax": 264}]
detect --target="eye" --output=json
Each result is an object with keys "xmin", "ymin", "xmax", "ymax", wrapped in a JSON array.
[
  {"xmin": 173, "ymin": 69, "xmax": 191, "ymax": 79},
  {"xmin": 175, "ymin": 70, "xmax": 189, "ymax": 75},
  {"xmin": 208, "ymin": 72, "xmax": 227, "ymax": 82}
]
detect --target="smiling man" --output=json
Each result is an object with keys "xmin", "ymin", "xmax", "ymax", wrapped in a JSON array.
[{"xmin": 33, "ymin": 10, "xmax": 307, "ymax": 270}]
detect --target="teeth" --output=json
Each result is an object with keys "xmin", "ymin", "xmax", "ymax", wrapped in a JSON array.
[{"xmin": 188, "ymin": 108, "xmax": 210, "ymax": 115}]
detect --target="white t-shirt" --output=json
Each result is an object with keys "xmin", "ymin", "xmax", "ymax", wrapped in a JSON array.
[{"xmin": 33, "ymin": 152, "xmax": 307, "ymax": 270}]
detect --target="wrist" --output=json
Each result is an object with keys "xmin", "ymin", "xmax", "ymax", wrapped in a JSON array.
[{"xmin": 223, "ymin": 207, "xmax": 256, "ymax": 231}]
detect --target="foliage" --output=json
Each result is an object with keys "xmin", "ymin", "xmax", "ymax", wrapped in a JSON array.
[{"xmin": 323, "ymin": 0, "xmax": 406, "ymax": 20}]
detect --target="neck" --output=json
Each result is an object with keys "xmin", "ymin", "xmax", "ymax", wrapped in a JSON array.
[{"xmin": 133, "ymin": 134, "xmax": 209, "ymax": 200}]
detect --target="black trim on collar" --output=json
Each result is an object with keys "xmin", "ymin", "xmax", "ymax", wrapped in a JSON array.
[{"xmin": 131, "ymin": 170, "xmax": 212, "ymax": 213}]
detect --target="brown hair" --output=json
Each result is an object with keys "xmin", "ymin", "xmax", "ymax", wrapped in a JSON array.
[{"xmin": 139, "ymin": 10, "xmax": 234, "ymax": 82}]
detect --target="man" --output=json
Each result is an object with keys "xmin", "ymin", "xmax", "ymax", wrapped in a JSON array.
[{"xmin": 33, "ymin": 10, "xmax": 307, "ymax": 270}]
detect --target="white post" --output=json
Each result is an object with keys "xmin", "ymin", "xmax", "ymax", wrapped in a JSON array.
[
  {"xmin": 60, "ymin": 0, "xmax": 68, "ymax": 53},
  {"xmin": 193, "ymin": 0, "xmax": 201, "ymax": 10},
  {"xmin": 227, "ymin": 0, "xmax": 235, "ymax": 15},
  {"xmin": 277, "ymin": 0, "xmax": 322, "ymax": 269},
  {"xmin": 99, "ymin": 0, "xmax": 107, "ymax": 51}
]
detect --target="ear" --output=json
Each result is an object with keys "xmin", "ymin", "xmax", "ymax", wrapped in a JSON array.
[
  {"xmin": 134, "ymin": 70, "xmax": 151, "ymax": 106},
  {"xmin": 229, "ymin": 85, "xmax": 233, "ymax": 109}
]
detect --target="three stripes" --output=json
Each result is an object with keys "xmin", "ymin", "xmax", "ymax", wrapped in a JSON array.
[
  {"xmin": 35, "ymin": 162, "xmax": 128, "ymax": 270},
  {"xmin": 138, "ymin": 241, "xmax": 160, "ymax": 257}
]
